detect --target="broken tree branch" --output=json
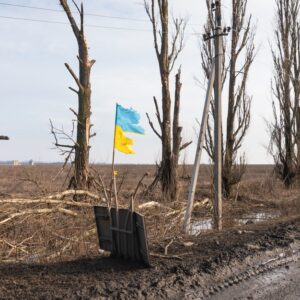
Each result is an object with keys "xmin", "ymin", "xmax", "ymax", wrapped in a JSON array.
[
  {"xmin": 146, "ymin": 112, "xmax": 162, "ymax": 140},
  {"xmin": 65, "ymin": 63, "xmax": 82, "ymax": 89}
]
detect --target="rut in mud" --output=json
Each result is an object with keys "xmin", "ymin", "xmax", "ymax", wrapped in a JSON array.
[{"xmin": 208, "ymin": 258, "xmax": 300, "ymax": 300}]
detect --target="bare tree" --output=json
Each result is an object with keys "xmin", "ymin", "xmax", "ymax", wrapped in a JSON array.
[
  {"xmin": 202, "ymin": 0, "xmax": 255, "ymax": 198},
  {"xmin": 269, "ymin": 0, "xmax": 300, "ymax": 186},
  {"xmin": 144, "ymin": 0, "xmax": 191, "ymax": 200},
  {"xmin": 52, "ymin": 0, "xmax": 96, "ymax": 190}
]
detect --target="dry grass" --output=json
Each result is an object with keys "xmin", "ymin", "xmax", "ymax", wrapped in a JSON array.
[{"xmin": 0, "ymin": 164, "xmax": 299, "ymax": 264}]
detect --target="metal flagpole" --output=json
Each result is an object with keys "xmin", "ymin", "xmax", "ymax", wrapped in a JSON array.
[
  {"xmin": 110, "ymin": 103, "xmax": 118, "ymax": 209},
  {"xmin": 182, "ymin": 59, "xmax": 216, "ymax": 234},
  {"xmin": 110, "ymin": 103, "xmax": 120, "ymax": 254}
]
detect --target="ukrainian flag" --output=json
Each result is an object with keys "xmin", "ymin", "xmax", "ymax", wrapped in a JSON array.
[{"xmin": 114, "ymin": 104, "xmax": 144, "ymax": 154}]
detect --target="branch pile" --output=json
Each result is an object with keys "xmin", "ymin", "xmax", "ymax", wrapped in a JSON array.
[{"xmin": 0, "ymin": 190, "xmax": 104, "ymax": 263}]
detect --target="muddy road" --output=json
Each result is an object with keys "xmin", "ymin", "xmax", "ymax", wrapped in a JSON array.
[{"xmin": 209, "ymin": 257, "xmax": 300, "ymax": 300}]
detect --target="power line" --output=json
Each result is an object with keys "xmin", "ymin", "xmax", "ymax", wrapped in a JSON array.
[
  {"xmin": 0, "ymin": 14, "xmax": 206, "ymax": 36},
  {"xmin": 0, "ymin": 15, "xmax": 151, "ymax": 32},
  {"xmin": 0, "ymin": 1, "xmax": 202, "ymax": 27},
  {"xmin": 0, "ymin": 2, "xmax": 148, "ymax": 22}
]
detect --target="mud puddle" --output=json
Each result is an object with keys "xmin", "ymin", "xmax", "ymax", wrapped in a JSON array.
[
  {"xmin": 191, "ymin": 218, "xmax": 213, "ymax": 235},
  {"xmin": 238, "ymin": 212, "xmax": 280, "ymax": 225},
  {"xmin": 191, "ymin": 211, "xmax": 280, "ymax": 235}
]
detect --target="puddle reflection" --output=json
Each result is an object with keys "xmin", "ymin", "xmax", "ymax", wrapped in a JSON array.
[
  {"xmin": 191, "ymin": 211, "xmax": 279, "ymax": 235},
  {"xmin": 237, "ymin": 212, "xmax": 279, "ymax": 225},
  {"xmin": 191, "ymin": 218, "xmax": 213, "ymax": 235}
]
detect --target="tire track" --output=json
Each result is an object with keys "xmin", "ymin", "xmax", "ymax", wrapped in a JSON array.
[{"xmin": 186, "ymin": 243, "xmax": 300, "ymax": 299}]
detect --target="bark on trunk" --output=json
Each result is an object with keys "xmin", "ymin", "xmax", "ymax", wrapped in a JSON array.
[
  {"xmin": 145, "ymin": 0, "xmax": 189, "ymax": 201},
  {"xmin": 170, "ymin": 70, "xmax": 182, "ymax": 200},
  {"xmin": 223, "ymin": 12, "xmax": 238, "ymax": 197},
  {"xmin": 74, "ymin": 38, "xmax": 92, "ymax": 189},
  {"xmin": 283, "ymin": 73, "xmax": 293, "ymax": 186},
  {"xmin": 203, "ymin": 0, "xmax": 254, "ymax": 198},
  {"xmin": 60, "ymin": 1, "xmax": 95, "ymax": 190},
  {"xmin": 159, "ymin": 1, "xmax": 173, "ymax": 199},
  {"xmin": 297, "ymin": 107, "xmax": 300, "ymax": 175},
  {"xmin": 270, "ymin": 0, "xmax": 299, "ymax": 187}
]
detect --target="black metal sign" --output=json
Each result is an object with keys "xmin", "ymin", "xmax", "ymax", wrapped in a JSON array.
[{"xmin": 94, "ymin": 206, "xmax": 150, "ymax": 266}]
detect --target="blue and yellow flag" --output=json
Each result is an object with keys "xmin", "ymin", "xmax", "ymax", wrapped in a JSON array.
[{"xmin": 114, "ymin": 104, "xmax": 144, "ymax": 154}]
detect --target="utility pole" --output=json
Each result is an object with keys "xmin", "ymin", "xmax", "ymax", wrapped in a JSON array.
[
  {"xmin": 214, "ymin": 1, "xmax": 223, "ymax": 230},
  {"xmin": 182, "ymin": 1, "xmax": 230, "ymax": 234},
  {"xmin": 214, "ymin": 0, "xmax": 223, "ymax": 230}
]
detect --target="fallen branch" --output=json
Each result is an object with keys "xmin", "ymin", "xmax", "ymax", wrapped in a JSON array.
[
  {"xmin": 0, "ymin": 208, "xmax": 77, "ymax": 226},
  {"xmin": 150, "ymin": 252, "xmax": 183, "ymax": 260},
  {"xmin": 0, "ymin": 235, "xmax": 35, "ymax": 257},
  {"xmin": 138, "ymin": 201, "xmax": 172, "ymax": 211},
  {"xmin": 46, "ymin": 189, "xmax": 100, "ymax": 200},
  {"xmin": 1, "ymin": 198, "xmax": 104, "ymax": 207},
  {"xmin": 164, "ymin": 238, "xmax": 174, "ymax": 255},
  {"xmin": 46, "ymin": 228, "xmax": 96, "ymax": 260}
]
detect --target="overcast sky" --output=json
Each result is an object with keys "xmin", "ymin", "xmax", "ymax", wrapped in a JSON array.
[{"xmin": 0, "ymin": 0, "xmax": 275, "ymax": 164}]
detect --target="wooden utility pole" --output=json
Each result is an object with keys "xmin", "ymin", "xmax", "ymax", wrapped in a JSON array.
[{"xmin": 214, "ymin": 0, "xmax": 223, "ymax": 230}]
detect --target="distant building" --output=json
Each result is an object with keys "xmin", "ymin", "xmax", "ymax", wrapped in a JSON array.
[
  {"xmin": 29, "ymin": 160, "xmax": 34, "ymax": 166},
  {"xmin": 12, "ymin": 160, "xmax": 21, "ymax": 166}
]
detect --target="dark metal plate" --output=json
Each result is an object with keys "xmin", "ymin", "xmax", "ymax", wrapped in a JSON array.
[{"xmin": 94, "ymin": 206, "xmax": 150, "ymax": 266}]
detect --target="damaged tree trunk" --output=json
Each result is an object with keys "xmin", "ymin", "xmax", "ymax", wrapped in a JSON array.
[
  {"xmin": 169, "ymin": 70, "xmax": 183, "ymax": 200},
  {"xmin": 60, "ymin": 0, "xmax": 95, "ymax": 190},
  {"xmin": 0, "ymin": 136, "xmax": 9, "ymax": 140},
  {"xmin": 145, "ymin": 0, "xmax": 190, "ymax": 201}
]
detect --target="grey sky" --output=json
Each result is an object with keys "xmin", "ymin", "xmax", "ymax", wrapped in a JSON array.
[{"xmin": 1, "ymin": 0, "xmax": 275, "ymax": 164}]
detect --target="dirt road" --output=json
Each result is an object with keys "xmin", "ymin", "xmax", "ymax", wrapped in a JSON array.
[{"xmin": 209, "ymin": 259, "xmax": 300, "ymax": 300}]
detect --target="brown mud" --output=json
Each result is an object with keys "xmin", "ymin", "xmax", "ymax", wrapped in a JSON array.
[
  {"xmin": 1, "ymin": 216, "xmax": 300, "ymax": 300},
  {"xmin": 208, "ymin": 256, "xmax": 300, "ymax": 300}
]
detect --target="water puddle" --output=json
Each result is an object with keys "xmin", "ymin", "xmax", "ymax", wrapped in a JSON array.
[
  {"xmin": 236, "ymin": 212, "xmax": 279, "ymax": 225},
  {"xmin": 191, "ymin": 211, "xmax": 279, "ymax": 235},
  {"xmin": 191, "ymin": 218, "xmax": 213, "ymax": 235}
]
